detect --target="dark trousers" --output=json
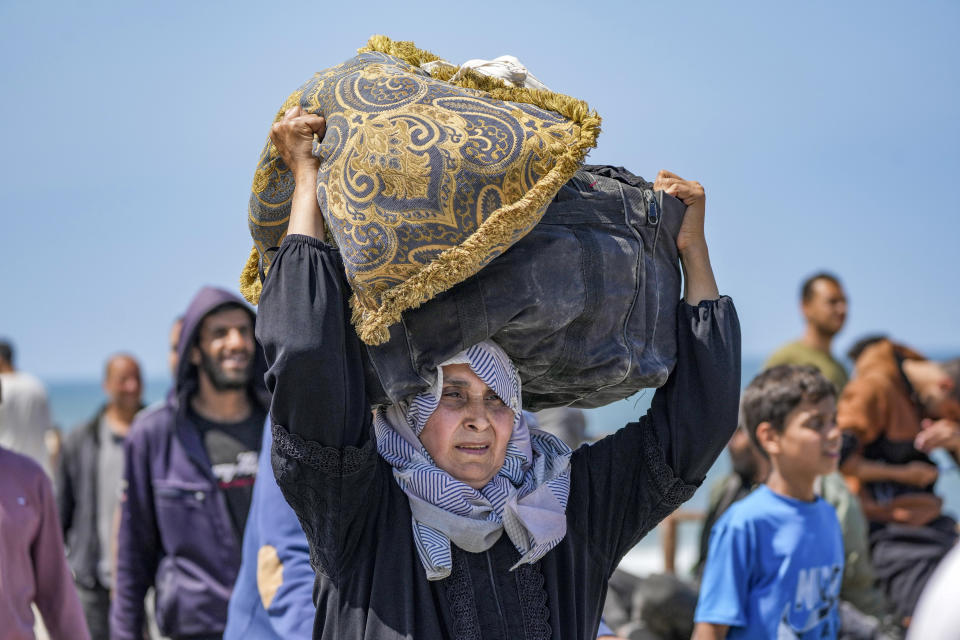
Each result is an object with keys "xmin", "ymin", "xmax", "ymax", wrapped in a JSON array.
[
  {"xmin": 75, "ymin": 583, "xmax": 110, "ymax": 640},
  {"xmin": 870, "ymin": 514, "xmax": 957, "ymax": 620}
]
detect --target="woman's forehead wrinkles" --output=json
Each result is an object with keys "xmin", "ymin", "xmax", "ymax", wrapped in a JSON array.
[{"xmin": 442, "ymin": 376, "xmax": 494, "ymax": 394}]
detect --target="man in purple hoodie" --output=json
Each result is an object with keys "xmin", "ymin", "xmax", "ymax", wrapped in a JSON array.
[{"xmin": 111, "ymin": 287, "xmax": 269, "ymax": 640}]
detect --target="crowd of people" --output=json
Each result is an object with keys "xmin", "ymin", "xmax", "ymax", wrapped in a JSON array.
[
  {"xmin": 690, "ymin": 273, "xmax": 960, "ymax": 640},
  {"xmin": 1, "ymin": 122, "xmax": 959, "ymax": 640},
  {"xmin": 582, "ymin": 274, "xmax": 960, "ymax": 640}
]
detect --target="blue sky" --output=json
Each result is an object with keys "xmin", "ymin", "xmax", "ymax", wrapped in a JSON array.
[{"xmin": 1, "ymin": 0, "xmax": 958, "ymax": 379}]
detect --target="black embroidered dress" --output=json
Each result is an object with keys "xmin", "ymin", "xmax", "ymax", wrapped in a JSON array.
[{"xmin": 256, "ymin": 235, "xmax": 741, "ymax": 640}]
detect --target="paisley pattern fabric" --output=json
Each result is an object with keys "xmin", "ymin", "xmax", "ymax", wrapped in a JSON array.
[{"xmin": 241, "ymin": 36, "xmax": 601, "ymax": 344}]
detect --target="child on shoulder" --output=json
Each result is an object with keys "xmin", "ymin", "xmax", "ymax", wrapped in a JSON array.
[{"xmin": 693, "ymin": 365, "xmax": 844, "ymax": 640}]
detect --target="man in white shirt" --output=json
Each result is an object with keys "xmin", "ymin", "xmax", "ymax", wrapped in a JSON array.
[{"xmin": 0, "ymin": 339, "xmax": 54, "ymax": 476}]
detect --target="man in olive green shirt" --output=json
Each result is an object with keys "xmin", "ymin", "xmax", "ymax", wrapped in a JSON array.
[{"xmin": 766, "ymin": 272, "xmax": 849, "ymax": 391}]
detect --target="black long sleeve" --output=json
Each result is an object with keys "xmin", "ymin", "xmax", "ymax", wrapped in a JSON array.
[
  {"xmin": 255, "ymin": 234, "xmax": 380, "ymax": 579},
  {"xmin": 257, "ymin": 234, "xmax": 372, "ymax": 450},
  {"xmin": 653, "ymin": 297, "xmax": 742, "ymax": 483},
  {"xmin": 567, "ymin": 296, "xmax": 741, "ymax": 570}
]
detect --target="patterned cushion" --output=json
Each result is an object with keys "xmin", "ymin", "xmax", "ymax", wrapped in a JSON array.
[{"xmin": 241, "ymin": 36, "xmax": 600, "ymax": 344}]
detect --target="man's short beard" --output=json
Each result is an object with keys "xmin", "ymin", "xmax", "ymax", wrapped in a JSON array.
[
  {"xmin": 813, "ymin": 319, "xmax": 843, "ymax": 339},
  {"xmin": 199, "ymin": 348, "xmax": 251, "ymax": 391}
]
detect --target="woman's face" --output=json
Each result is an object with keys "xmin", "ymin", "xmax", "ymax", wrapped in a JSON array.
[{"xmin": 419, "ymin": 364, "xmax": 516, "ymax": 489}]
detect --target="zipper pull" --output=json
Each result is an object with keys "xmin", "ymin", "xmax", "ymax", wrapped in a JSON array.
[{"xmin": 644, "ymin": 189, "xmax": 660, "ymax": 225}]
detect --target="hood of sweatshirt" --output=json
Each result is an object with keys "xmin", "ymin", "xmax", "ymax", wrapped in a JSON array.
[{"xmin": 174, "ymin": 286, "xmax": 269, "ymax": 412}]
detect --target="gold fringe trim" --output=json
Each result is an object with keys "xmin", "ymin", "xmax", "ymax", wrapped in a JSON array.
[
  {"xmin": 351, "ymin": 36, "xmax": 601, "ymax": 344},
  {"xmin": 240, "ymin": 245, "xmax": 262, "ymax": 304},
  {"xmin": 357, "ymin": 35, "xmax": 443, "ymax": 67},
  {"xmin": 359, "ymin": 36, "xmax": 595, "ymax": 133}
]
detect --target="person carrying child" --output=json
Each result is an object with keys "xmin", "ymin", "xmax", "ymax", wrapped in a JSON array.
[{"xmin": 694, "ymin": 365, "xmax": 845, "ymax": 639}]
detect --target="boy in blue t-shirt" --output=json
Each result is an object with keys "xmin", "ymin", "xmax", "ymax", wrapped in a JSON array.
[{"xmin": 693, "ymin": 365, "xmax": 844, "ymax": 640}]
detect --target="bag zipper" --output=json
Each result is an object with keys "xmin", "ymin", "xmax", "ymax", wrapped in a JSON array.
[{"xmin": 643, "ymin": 188, "xmax": 661, "ymax": 225}]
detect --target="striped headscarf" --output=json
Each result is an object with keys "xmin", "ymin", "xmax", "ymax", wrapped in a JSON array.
[{"xmin": 374, "ymin": 340, "xmax": 572, "ymax": 581}]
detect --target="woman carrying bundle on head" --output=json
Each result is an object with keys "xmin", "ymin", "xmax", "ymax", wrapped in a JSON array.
[{"xmin": 255, "ymin": 106, "xmax": 741, "ymax": 640}]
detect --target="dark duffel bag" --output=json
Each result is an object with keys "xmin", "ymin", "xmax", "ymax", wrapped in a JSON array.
[{"xmin": 361, "ymin": 164, "xmax": 686, "ymax": 410}]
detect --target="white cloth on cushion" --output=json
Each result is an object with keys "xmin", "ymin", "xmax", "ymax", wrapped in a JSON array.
[{"xmin": 422, "ymin": 55, "xmax": 550, "ymax": 91}]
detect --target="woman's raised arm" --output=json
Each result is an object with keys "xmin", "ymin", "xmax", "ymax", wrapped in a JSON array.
[
  {"xmin": 653, "ymin": 169, "xmax": 719, "ymax": 306},
  {"xmin": 256, "ymin": 106, "xmax": 371, "ymax": 450},
  {"xmin": 254, "ymin": 108, "xmax": 380, "ymax": 579},
  {"xmin": 271, "ymin": 106, "xmax": 327, "ymax": 240}
]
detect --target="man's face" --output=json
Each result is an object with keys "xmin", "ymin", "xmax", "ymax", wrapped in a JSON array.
[
  {"xmin": 802, "ymin": 279, "xmax": 847, "ymax": 338},
  {"xmin": 418, "ymin": 364, "xmax": 516, "ymax": 490},
  {"xmin": 765, "ymin": 395, "xmax": 841, "ymax": 482},
  {"xmin": 103, "ymin": 356, "xmax": 142, "ymax": 413},
  {"xmin": 916, "ymin": 363, "xmax": 960, "ymax": 420},
  {"xmin": 190, "ymin": 307, "xmax": 255, "ymax": 392}
]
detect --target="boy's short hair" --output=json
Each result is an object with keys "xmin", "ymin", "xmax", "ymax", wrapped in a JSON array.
[{"xmin": 742, "ymin": 365, "xmax": 836, "ymax": 454}]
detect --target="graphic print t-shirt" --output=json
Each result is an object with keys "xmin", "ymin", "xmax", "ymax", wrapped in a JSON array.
[
  {"xmin": 189, "ymin": 407, "xmax": 265, "ymax": 541},
  {"xmin": 694, "ymin": 484, "xmax": 844, "ymax": 639}
]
